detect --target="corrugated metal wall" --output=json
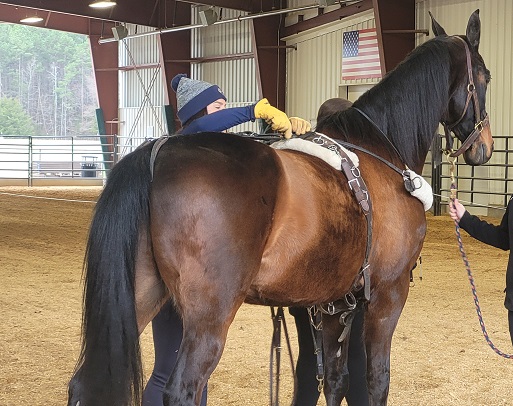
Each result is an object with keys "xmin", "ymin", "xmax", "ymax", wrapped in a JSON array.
[
  {"xmin": 284, "ymin": 9, "xmax": 376, "ymax": 126},
  {"xmin": 118, "ymin": 8, "xmax": 260, "ymax": 146},
  {"xmin": 118, "ymin": 24, "xmax": 166, "ymax": 147},
  {"xmin": 191, "ymin": 7, "xmax": 259, "ymax": 133}
]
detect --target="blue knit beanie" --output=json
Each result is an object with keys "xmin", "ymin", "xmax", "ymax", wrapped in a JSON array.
[{"xmin": 171, "ymin": 74, "xmax": 226, "ymax": 124}]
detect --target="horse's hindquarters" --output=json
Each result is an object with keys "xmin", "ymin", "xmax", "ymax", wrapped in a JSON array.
[{"xmin": 150, "ymin": 133, "xmax": 282, "ymax": 309}]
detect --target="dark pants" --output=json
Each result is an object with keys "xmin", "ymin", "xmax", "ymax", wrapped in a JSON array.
[
  {"xmin": 508, "ymin": 310, "xmax": 513, "ymax": 346},
  {"xmin": 142, "ymin": 301, "xmax": 207, "ymax": 406},
  {"xmin": 290, "ymin": 305, "xmax": 369, "ymax": 406}
]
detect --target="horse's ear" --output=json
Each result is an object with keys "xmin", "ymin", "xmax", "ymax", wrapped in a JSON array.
[
  {"xmin": 466, "ymin": 9, "xmax": 481, "ymax": 51},
  {"xmin": 429, "ymin": 11, "xmax": 446, "ymax": 37}
]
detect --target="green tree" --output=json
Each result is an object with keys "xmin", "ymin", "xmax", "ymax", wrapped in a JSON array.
[
  {"xmin": 0, "ymin": 24, "xmax": 97, "ymax": 136},
  {"xmin": 0, "ymin": 97, "xmax": 35, "ymax": 135}
]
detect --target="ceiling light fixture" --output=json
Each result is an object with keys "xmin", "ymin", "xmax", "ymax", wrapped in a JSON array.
[
  {"xmin": 20, "ymin": 16, "xmax": 43, "ymax": 24},
  {"xmin": 89, "ymin": 0, "xmax": 117, "ymax": 9}
]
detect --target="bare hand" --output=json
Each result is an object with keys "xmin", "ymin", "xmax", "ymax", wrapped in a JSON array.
[{"xmin": 449, "ymin": 198, "xmax": 466, "ymax": 222}]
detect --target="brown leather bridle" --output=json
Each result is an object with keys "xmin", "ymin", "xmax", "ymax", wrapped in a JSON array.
[{"xmin": 443, "ymin": 36, "xmax": 490, "ymax": 157}]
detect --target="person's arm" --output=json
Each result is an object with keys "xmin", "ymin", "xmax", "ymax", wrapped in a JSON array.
[
  {"xmin": 181, "ymin": 99, "xmax": 310, "ymax": 137},
  {"xmin": 181, "ymin": 106, "xmax": 255, "ymax": 134},
  {"xmin": 454, "ymin": 199, "xmax": 510, "ymax": 250}
]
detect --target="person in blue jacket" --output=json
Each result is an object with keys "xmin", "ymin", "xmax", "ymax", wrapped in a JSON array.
[
  {"xmin": 142, "ymin": 73, "xmax": 311, "ymax": 406},
  {"xmin": 450, "ymin": 197, "xmax": 513, "ymax": 344},
  {"xmin": 171, "ymin": 73, "xmax": 310, "ymax": 137}
]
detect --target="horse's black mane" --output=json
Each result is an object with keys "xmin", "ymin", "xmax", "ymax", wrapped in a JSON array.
[{"xmin": 317, "ymin": 35, "xmax": 461, "ymax": 170}]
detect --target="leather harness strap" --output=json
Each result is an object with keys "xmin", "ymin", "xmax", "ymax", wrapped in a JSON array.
[
  {"xmin": 305, "ymin": 133, "xmax": 373, "ymax": 302},
  {"xmin": 443, "ymin": 36, "xmax": 490, "ymax": 157},
  {"xmin": 149, "ymin": 135, "xmax": 171, "ymax": 181},
  {"xmin": 299, "ymin": 133, "xmax": 373, "ymax": 392}
]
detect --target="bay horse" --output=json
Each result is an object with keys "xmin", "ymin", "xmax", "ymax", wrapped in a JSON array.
[{"xmin": 68, "ymin": 10, "xmax": 493, "ymax": 406}]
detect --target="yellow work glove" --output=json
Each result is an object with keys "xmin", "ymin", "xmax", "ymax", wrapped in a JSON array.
[
  {"xmin": 254, "ymin": 98, "xmax": 292, "ymax": 139},
  {"xmin": 289, "ymin": 117, "xmax": 311, "ymax": 135}
]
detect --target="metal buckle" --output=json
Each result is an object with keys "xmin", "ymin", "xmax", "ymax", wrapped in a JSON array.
[
  {"xmin": 351, "ymin": 166, "xmax": 361, "ymax": 178},
  {"xmin": 348, "ymin": 177, "xmax": 360, "ymax": 191},
  {"xmin": 312, "ymin": 136, "xmax": 324, "ymax": 145}
]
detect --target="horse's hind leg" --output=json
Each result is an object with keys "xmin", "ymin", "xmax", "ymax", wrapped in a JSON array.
[
  {"xmin": 161, "ymin": 277, "xmax": 247, "ymax": 406},
  {"xmin": 322, "ymin": 313, "xmax": 352, "ymax": 406},
  {"xmin": 134, "ymin": 229, "xmax": 170, "ymax": 332}
]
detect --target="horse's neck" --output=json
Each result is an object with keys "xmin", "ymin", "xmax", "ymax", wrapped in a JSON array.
[{"xmin": 359, "ymin": 73, "xmax": 448, "ymax": 170}]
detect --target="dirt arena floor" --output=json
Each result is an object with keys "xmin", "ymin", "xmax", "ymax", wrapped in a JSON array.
[{"xmin": 1, "ymin": 186, "xmax": 513, "ymax": 406}]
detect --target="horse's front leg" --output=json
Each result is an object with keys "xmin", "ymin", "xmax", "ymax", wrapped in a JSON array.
[
  {"xmin": 365, "ymin": 274, "xmax": 409, "ymax": 406},
  {"xmin": 322, "ymin": 312, "xmax": 351, "ymax": 406}
]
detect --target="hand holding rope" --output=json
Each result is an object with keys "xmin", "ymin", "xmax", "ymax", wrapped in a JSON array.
[{"xmin": 447, "ymin": 152, "xmax": 513, "ymax": 359}]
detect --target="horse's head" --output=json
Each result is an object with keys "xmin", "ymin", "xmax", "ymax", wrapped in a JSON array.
[{"xmin": 432, "ymin": 10, "xmax": 493, "ymax": 166}]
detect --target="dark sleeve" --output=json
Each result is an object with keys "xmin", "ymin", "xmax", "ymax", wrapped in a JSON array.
[
  {"xmin": 181, "ymin": 105, "xmax": 256, "ymax": 134},
  {"xmin": 458, "ymin": 206, "xmax": 510, "ymax": 250}
]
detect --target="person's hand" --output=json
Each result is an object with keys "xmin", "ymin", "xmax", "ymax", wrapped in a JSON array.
[
  {"xmin": 289, "ymin": 117, "xmax": 311, "ymax": 135},
  {"xmin": 254, "ymin": 98, "xmax": 292, "ymax": 139},
  {"xmin": 449, "ymin": 198, "xmax": 466, "ymax": 222}
]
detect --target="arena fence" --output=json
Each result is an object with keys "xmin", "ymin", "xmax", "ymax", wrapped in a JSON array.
[
  {"xmin": 0, "ymin": 134, "xmax": 146, "ymax": 187},
  {"xmin": 0, "ymin": 134, "xmax": 511, "ymax": 217},
  {"xmin": 427, "ymin": 134, "xmax": 512, "ymax": 217}
]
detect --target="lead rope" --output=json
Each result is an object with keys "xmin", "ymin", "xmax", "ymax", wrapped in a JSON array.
[{"xmin": 448, "ymin": 155, "xmax": 513, "ymax": 358}]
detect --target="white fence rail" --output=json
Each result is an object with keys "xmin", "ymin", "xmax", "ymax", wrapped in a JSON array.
[{"xmin": 0, "ymin": 135, "xmax": 145, "ymax": 186}]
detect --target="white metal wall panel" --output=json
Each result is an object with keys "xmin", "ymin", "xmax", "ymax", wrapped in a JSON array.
[
  {"xmin": 119, "ymin": 106, "xmax": 165, "ymax": 153},
  {"xmin": 417, "ymin": 0, "xmax": 513, "ymax": 210},
  {"xmin": 118, "ymin": 24, "xmax": 166, "ymax": 140},
  {"xmin": 191, "ymin": 7, "xmax": 259, "ymax": 133},
  {"xmin": 284, "ymin": 10, "xmax": 376, "ymax": 125}
]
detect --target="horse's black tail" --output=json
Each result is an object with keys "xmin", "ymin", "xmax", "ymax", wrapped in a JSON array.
[{"xmin": 70, "ymin": 143, "xmax": 154, "ymax": 406}]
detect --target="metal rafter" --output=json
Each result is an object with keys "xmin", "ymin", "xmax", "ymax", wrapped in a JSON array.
[
  {"xmin": 281, "ymin": 0, "xmax": 373, "ymax": 38},
  {"xmin": 0, "ymin": 3, "xmax": 115, "ymax": 35}
]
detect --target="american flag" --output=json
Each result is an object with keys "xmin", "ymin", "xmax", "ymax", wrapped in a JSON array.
[{"xmin": 342, "ymin": 28, "xmax": 382, "ymax": 80}]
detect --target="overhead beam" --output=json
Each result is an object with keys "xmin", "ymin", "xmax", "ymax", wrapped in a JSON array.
[
  {"xmin": 89, "ymin": 36, "xmax": 118, "ymax": 158},
  {"xmin": 0, "ymin": 3, "xmax": 112, "ymax": 35},
  {"xmin": 177, "ymin": 0, "xmax": 252, "ymax": 13},
  {"xmin": 281, "ymin": 0, "xmax": 372, "ymax": 38},
  {"xmin": 0, "ymin": 0, "xmax": 178, "ymax": 27},
  {"xmin": 372, "ymin": 0, "xmax": 416, "ymax": 73},
  {"xmin": 252, "ymin": 14, "xmax": 286, "ymax": 111},
  {"xmin": 159, "ymin": 2, "xmax": 192, "ymax": 133}
]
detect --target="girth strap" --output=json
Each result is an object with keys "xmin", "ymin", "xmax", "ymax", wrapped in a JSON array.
[
  {"xmin": 308, "ymin": 308, "xmax": 325, "ymax": 392},
  {"xmin": 298, "ymin": 134, "xmax": 373, "ymax": 389},
  {"xmin": 149, "ymin": 135, "xmax": 171, "ymax": 181}
]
